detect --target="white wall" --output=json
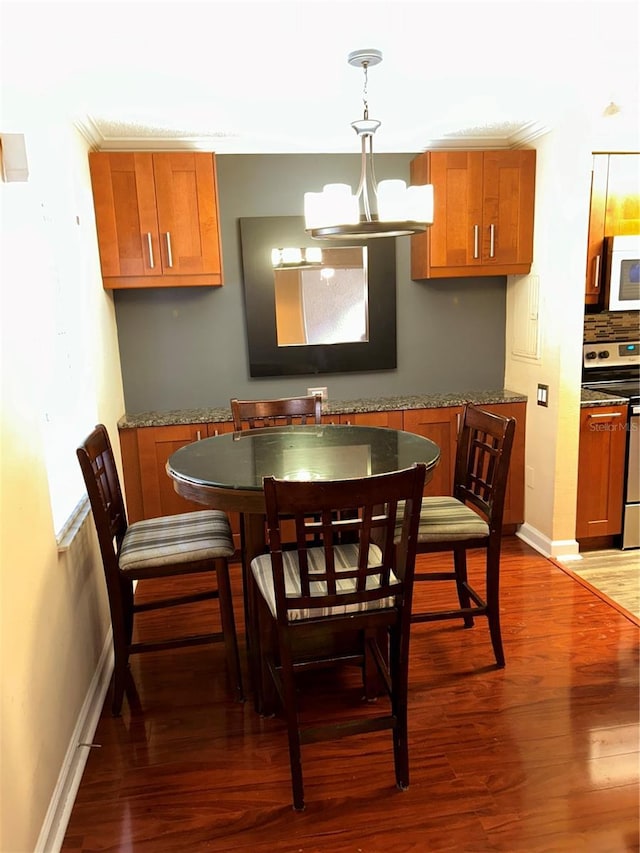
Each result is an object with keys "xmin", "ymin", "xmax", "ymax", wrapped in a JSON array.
[
  {"xmin": 0, "ymin": 116, "xmax": 125, "ymax": 851},
  {"xmin": 506, "ymin": 105, "xmax": 640, "ymax": 558}
]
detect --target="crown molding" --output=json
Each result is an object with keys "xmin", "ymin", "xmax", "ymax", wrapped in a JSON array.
[
  {"xmin": 73, "ymin": 116, "xmax": 104, "ymax": 150},
  {"xmin": 507, "ymin": 121, "xmax": 552, "ymax": 147},
  {"xmin": 73, "ymin": 115, "xmax": 552, "ymax": 154}
]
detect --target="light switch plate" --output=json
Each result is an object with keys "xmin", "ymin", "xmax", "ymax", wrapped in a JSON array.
[
  {"xmin": 537, "ymin": 384, "xmax": 549, "ymax": 407},
  {"xmin": 307, "ymin": 386, "xmax": 328, "ymax": 402}
]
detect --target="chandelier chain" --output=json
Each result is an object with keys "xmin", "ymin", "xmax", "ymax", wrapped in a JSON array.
[{"xmin": 361, "ymin": 62, "xmax": 370, "ymax": 120}]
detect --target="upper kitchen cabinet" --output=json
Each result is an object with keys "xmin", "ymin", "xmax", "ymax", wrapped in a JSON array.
[
  {"xmin": 584, "ymin": 153, "xmax": 640, "ymax": 306},
  {"xmin": 410, "ymin": 150, "xmax": 536, "ymax": 279},
  {"xmin": 89, "ymin": 152, "xmax": 223, "ymax": 289}
]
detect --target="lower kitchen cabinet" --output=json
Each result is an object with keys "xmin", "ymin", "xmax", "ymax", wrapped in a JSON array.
[
  {"xmin": 576, "ymin": 405, "xmax": 628, "ymax": 540},
  {"xmin": 480, "ymin": 402, "xmax": 526, "ymax": 530},
  {"xmin": 402, "ymin": 407, "xmax": 461, "ymax": 498},
  {"xmin": 401, "ymin": 401, "xmax": 526, "ymax": 529},
  {"xmin": 118, "ymin": 400, "xmax": 526, "ymax": 546},
  {"xmin": 119, "ymin": 421, "xmax": 241, "ymax": 550}
]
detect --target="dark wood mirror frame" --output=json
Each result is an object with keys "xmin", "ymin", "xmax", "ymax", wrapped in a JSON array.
[{"xmin": 239, "ymin": 216, "xmax": 397, "ymax": 378}]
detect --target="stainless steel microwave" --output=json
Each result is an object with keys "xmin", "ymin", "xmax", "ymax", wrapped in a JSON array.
[{"xmin": 603, "ymin": 234, "xmax": 640, "ymax": 311}]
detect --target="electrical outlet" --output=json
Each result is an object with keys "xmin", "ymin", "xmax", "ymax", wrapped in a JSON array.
[
  {"xmin": 307, "ymin": 386, "xmax": 328, "ymax": 402},
  {"xmin": 537, "ymin": 384, "xmax": 549, "ymax": 407}
]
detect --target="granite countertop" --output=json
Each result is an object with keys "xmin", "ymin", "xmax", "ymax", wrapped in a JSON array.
[
  {"xmin": 580, "ymin": 388, "xmax": 629, "ymax": 407},
  {"xmin": 118, "ymin": 389, "xmax": 527, "ymax": 429}
]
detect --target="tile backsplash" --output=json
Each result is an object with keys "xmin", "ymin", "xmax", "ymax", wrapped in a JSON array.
[{"xmin": 583, "ymin": 310, "xmax": 640, "ymax": 342}]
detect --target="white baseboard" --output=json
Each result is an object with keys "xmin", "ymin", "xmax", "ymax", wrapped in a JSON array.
[
  {"xmin": 517, "ymin": 523, "xmax": 580, "ymax": 561},
  {"xmin": 35, "ymin": 631, "xmax": 114, "ymax": 853}
]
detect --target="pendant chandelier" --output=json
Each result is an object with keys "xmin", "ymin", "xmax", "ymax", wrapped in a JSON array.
[{"xmin": 304, "ymin": 49, "xmax": 434, "ymax": 240}]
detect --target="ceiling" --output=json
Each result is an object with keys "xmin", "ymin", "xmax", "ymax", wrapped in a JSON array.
[{"xmin": 2, "ymin": 0, "xmax": 639, "ymax": 154}]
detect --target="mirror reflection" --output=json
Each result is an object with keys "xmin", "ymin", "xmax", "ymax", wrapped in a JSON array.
[
  {"xmin": 272, "ymin": 247, "xmax": 369, "ymax": 346},
  {"xmin": 239, "ymin": 215, "xmax": 396, "ymax": 378}
]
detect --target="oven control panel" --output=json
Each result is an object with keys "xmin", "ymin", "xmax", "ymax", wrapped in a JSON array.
[{"xmin": 583, "ymin": 340, "xmax": 640, "ymax": 369}]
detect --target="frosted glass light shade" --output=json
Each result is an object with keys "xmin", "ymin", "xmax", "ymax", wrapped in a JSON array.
[
  {"xmin": 377, "ymin": 180, "xmax": 434, "ymax": 224},
  {"xmin": 407, "ymin": 184, "xmax": 434, "ymax": 223},
  {"xmin": 304, "ymin": 183, "xmax": 359, "ymax": 230},
  {"xmin": 281, "ymin": 247, "xmax": 303, "ymax": 264}
]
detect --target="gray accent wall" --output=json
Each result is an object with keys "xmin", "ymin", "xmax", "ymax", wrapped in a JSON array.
[{"xmin": 113, "ymin": 154, "xmax": 507, "ymax": 413}]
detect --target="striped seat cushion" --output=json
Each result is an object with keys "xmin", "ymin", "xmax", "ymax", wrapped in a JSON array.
[
  {"xmin": 395, "ymin": 497, "xmax": 489, "ymax": 543},
  {"xmin": 251, "ymin": 543, "xmax": 400, "ymax": 621},
  {"xmin": 119, "ymin": 510, "xmax": 234, "ymax": 572}
]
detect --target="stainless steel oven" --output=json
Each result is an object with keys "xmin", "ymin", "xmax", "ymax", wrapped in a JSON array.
[{"xmin": 582, "ymin": 340, "xmax": 640, "ymax": 549}]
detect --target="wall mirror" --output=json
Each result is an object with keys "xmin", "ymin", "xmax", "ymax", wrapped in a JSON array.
[{"xmin": 240, "ymin": 216, "xmax": 397, "ymax": 377}]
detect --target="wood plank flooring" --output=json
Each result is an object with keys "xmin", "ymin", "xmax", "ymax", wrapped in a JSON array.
[
  {"xmin": 61, "ymin": 537, "xmax": 639, "ymax": 853},
  {"xmin": 555, "ymin": 550, "xmax": 640, "ymax": 623}
]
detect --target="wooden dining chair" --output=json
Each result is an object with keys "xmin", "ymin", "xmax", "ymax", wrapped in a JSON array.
[
  {"xmin": 401, "ymin": 403, "xmax": 516, "ymax": 667},
  {"xmin": 249, "ymin": 463, "xmax": 426, "ymax": 811},
  {"xmin": 230, "ymin": 395, "xmax": 322, "ymax": 430},
  {"xmin": 77, "ymin": 424, "xmax": 243, "ymax": 715}
]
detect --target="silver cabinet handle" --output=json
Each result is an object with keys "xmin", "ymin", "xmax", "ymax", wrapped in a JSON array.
[
  {"xmin": 146, "ymin": 233, "xmax": 155, "ymax": 269},
  {"xmin": 489, "ymin": 224, "xmax": 495, "ymax": 258},
  {"xmin": 196, "ymin": 430, "xmax": 202, "ymax": 440},
  {"xmin": 473, "ymin": 225, "xmax": 479, "ymax": 259},
  {"xmin": 593, "ymin": 254, "xmax": 600, "ymax": 290},
  {"xmin": 587, "ymin": 412, "xmax": 623, "ymax": 419},
  {"xmin": 165, "ymin": 232, "xmax": 173, "ymax": 268}
]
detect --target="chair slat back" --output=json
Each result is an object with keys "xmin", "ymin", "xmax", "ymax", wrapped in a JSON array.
[
  {"xmin": 263, "ymin": 465, "xmax": 426, "ymax": 622},
  {"xmin": 454, "ymin": 404, "xmax": 516, "ymax": 529},
  {"xmin": 77, "ymin": 424, "xmax": 128, "ymax": 567},
  {"xmin": 231, "ymin": 396, "xmax": 322, "ymax": 430}
]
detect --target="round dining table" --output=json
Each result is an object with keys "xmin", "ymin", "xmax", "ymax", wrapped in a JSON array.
[{"xmin": 166, "ymin": 423, "xmax": 440, "ymax": 706}]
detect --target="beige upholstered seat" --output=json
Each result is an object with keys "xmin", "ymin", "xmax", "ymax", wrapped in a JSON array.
[
  {"xmin": 251, "ymin": 542, "xmax": 402, "ymax": 620},
  {"xmin": 119, "ymin": 510, "xmax": 234, "ymax": 572},
  {"xmin": 77, "ymin": 424, "xmax": 243, "ymax": 715},
  {"xmin": 410, "ymin": 496, "xmax": 489, "ymax": 542}
]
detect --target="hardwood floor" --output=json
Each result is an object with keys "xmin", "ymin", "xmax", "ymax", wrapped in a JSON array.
[{"xmin": 61, "ymin": 537, "xmax": 639, "ymax": 853}]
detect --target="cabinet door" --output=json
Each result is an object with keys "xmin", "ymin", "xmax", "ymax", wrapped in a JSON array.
[
  {"xmin": 411, "ymin": 151, "xmax": 483, "ymax": 277},
  {"xmin": 402, "ymin": 407, "xmax": 461, "ymax": 496},
  {"xmin": 89, "ymin": 152, "xmax": 159, "ymax": 279},
  {"xmin": 137, "ymin": 424, "xmax": 209, "ymax": 519},
  {"xmin": 153, "ymin": 153, "xmax": 222, "ymax": 278},
  {"xmin": 479, "ymin": 402, "xmax": 526, "ymax": 527},
  {"xmin": 576, "ymin": 406, "xmax": 627, "ymax": 539},
  {"xmin": 585, "ymin": 153, "xmax": 640, "ymax": 305},
  {"xmin": 482, "ymin": 150, "xmax": 535, "ymax": 269},
  {"xmin": 605, "ymin": 154, "xmax": 640, "ymax": 236},
  {"xmin": 584, "ymin": 154, "xmax": 609, "ymax": 304}
]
